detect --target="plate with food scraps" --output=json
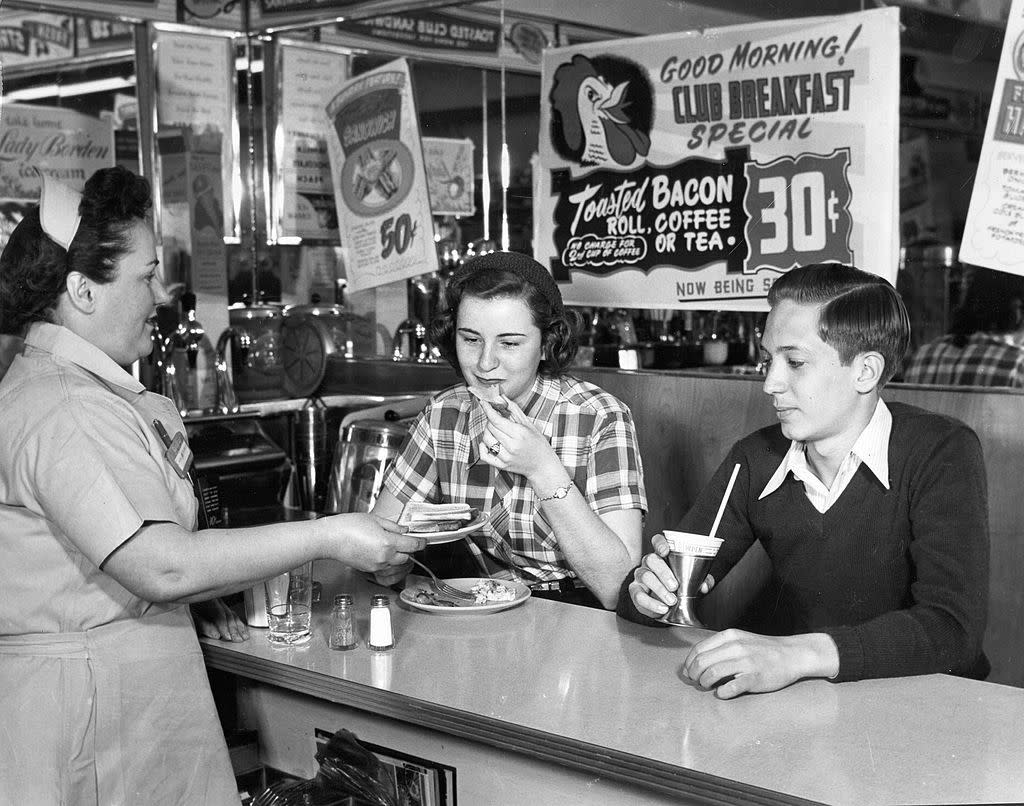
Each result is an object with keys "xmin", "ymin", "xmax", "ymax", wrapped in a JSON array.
[
  {"xmin": 400, "ymin": 577, "xmax": 530, "ymax": 614},
  {"xmin": 407, "ymin": 512, "xmax": 492, "ymax": 544}
]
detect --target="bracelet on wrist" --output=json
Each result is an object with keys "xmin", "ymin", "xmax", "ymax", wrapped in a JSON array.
[{"xmin": 536, "ymin": 480, "xmax": 573, "ymax": 502}]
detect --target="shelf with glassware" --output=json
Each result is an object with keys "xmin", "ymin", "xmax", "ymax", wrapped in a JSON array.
[{"xmin": 577, "ymin": 308, "xmax": 765, "ymax": 373}]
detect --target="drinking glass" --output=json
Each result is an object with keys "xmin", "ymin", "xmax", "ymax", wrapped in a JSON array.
[{"xmin": 265, "ymin": 561, "xmax": 313, "ymax": 644}]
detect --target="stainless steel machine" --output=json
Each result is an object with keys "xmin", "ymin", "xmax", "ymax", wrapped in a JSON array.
[{"xmin": 324, "ymin": 419, "xmax": 410, "ymax": 515}]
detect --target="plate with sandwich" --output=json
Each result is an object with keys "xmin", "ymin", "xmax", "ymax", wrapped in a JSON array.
[{"xmin": 399, "ymin": 501, "xmax": 491, "ymax": 543}]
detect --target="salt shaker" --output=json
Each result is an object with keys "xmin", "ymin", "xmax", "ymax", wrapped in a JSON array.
[
  {"xmin": 367, "ymin": 594, "xmax": 394, "ymax": 651},
  {"xmin": 329, "ymin": 593, "xmax": 356, "ymax": 651}
]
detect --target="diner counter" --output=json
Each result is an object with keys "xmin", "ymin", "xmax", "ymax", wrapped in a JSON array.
[{"xmin": 202, "ymin": 562, "xmax": 1024, "ymax": 806}]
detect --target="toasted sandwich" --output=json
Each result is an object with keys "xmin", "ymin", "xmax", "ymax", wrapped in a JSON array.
[
  {"xmin": 399, "ymin": 501, "xmax": 478, "ymax": 533},
  {"xmin": 468, "ymin": 385, "xmax": 511, "ymax": 417}
]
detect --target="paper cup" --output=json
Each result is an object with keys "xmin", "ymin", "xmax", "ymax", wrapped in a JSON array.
[
  {"xmin": 664, "ymin": 530, "xmax": 723, "ymax": 557},
  {"xmin": 662, "ymin": 531, "xmax": 722, "ymax": 628}
]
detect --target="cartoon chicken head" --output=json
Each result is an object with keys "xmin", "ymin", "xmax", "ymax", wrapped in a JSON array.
[{"xmin": 551, "ymin": 54, "xmax": 651, "ymax": 168}]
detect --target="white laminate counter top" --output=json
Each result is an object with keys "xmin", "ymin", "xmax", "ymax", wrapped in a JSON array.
[{"xmin": 202, "ymin": 562, "xmax": 1024, "ymax": 806}]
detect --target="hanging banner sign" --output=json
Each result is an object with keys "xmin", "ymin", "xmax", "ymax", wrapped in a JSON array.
[
  {"xmin": 960, "ymin": 0, "xmax": 1024, "ymax": 276},
  {"xmin": 77, "ymin": 16, "xmax": 135, "ymax": 54},
  {"xmin": 335, "ymin": 11, "xmax": 500, "ymax": 55},
  {"xmin": 324, "ymin": 58, "xmax": 437, "ymax": 292},
  {"xmin": 321, "ymin": 10, "xmax": 553, "ymax": 71},
  {"xmin": 422, "ymin": 137, "xmax": 476, "ymax": 217},
  {"xmin": 536, "ymin": 8, "xmax": 899, "ymax": 311},
  {"xmin": 0, "ymin": 12, "xmax": 74, "ymax": 66}
]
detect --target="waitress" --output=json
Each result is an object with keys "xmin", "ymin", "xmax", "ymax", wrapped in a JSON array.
[
  {"xmin": 373, "ymin": 251, "xmax": 647, "ymax": 609},
  {"xmin": 0, "ymin": 167, "xmax": 424, "ymax": 804}
]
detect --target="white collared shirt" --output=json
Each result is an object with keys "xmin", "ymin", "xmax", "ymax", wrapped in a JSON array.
[
  {"xmin": 759, "ymin": 399, "xmax": 892, "ymax": 513},
  {"xmin": 24, "ymin": 321, "xmax": 145, "ymax": 397}
]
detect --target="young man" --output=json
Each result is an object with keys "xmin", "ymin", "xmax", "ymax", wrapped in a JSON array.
[{"xmin": 621, "ymin": 263, "xmax": 990, "ymax": 699}]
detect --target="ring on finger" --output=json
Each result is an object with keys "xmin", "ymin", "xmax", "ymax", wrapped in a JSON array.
[{"xmin": 487, "ymin": 441, "xmax": 502, "ymax": 455}]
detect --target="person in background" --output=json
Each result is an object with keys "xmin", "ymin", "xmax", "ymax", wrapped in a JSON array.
[
  {"xmin": 372, "ymin": 251, "xmax": 647, "ymax": 609},
  {"xmin": 903, "ymin": 265, "xmax": 1024, "ymax": 387},
  {"xmin": 621, "ymin": 263, "xmax": 989, "ymax": 698},
  {"xmin": 0, "ymin": 167, "xmax": 425, "ymax": 804}
]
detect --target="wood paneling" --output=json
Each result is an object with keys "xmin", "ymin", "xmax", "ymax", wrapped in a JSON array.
[{"xmin": 576, "ymin": 368, "xmax": 1024, "ymax": 688}]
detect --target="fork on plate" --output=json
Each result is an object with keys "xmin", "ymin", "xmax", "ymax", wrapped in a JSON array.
[{"xmin": 409, "ymin": 557, "xmax": 475, "ymax": 601}]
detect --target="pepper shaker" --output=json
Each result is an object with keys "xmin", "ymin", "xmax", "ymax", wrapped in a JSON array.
[
  {"xmin": 367, "ymin": 594, "xmax": 394, "ymax": 651},
  {"xmin": 329, "ymin": 593, "xmax": 357, "ymax": 650}
]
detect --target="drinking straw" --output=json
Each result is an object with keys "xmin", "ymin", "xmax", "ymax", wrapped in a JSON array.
[{"xmin": 709, "ymin": 463, "xmax": 741, "ymax": 540}]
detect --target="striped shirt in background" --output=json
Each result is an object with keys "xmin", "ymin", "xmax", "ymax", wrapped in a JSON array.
[
  {"xmin": 383, "ymin": 374, "xmax": 647, "ymax": 583},
  {"xmin": 902, "ymin": 333, "xmax": 1024, "ymax": 388}
]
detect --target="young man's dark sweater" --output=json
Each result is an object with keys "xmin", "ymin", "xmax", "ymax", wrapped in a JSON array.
[{"xmin": 619, "ymin": 402, "xmax": 990, "ymax": 683}]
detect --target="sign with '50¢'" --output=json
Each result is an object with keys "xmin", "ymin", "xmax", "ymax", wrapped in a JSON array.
[{"xmin": 325, "ymin": 57, "xmax": 438, "ymax": 292}]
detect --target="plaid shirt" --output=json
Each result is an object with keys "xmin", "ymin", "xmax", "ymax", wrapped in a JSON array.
[
  {"xmin": 384, "ymin": 374, "xmax": 647, "ymax": 582},
  {"xmin": 903, "ymin": 333, "xmax": 1024, "ymax": 388}
]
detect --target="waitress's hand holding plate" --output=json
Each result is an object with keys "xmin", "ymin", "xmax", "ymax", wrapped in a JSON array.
[{"xmin": 325, "ymin": 512, "xmax": 425, "ymax": 572}]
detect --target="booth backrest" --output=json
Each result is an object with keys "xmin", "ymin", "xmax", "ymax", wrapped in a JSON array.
[{"xmin": 575, "ymin": 368, "xmax": 1024, "ymax": 688}]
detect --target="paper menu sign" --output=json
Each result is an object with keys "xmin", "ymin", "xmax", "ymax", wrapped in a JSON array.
[
  {"xmin": 324, "ymin": 58, "xmax": 438, "ymax": 292},
  {"xmin": 422, "ymin": 137, "xmax": 476, "ymax": 217},
  {"xmin": 277, "ymin": 43, "xmax": 348, "ymax": 241},
  {"xmin": 155, "ymin": 29, "xmax": 236, "ymax": 240},
  {"xmin": 535, "ymin": 8, "xmax": 900, "ymax": 311},
  {"xmin": 960, "ymin": 0, "xmax": 1024, "ymax": 276}
]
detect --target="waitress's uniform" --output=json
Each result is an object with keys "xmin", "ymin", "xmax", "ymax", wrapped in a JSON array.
[{"xmin": 0, "ymin": 323, "xmax": 238, "ymax": 805}]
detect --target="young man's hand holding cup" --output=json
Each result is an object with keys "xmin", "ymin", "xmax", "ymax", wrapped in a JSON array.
[{"xmin": 629, "ymin": 531, "xmax": 718, "ymax": 622}]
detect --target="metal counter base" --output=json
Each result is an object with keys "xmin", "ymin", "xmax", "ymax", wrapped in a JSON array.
[{"xmin": 202, "ymin": 562, "xmax": 1024, "ymax": 806}]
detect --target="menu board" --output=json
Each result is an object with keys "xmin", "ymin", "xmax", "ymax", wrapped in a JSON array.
[
  {"xmin": 535, "ymin": 7, "xmax": 899, "ymax": 311},
  {"xmin": 0, "ymin": 104, "xmax": 114, "ymax": 251},
  {"xmin": 155, "ymin": 29, "xmax": 236, "ymax": 239},
  {"xmin": 324, "ymin": 58, "xmax": 437, "ymax": 292},
  {"xmin": 960, "ymin": 0, "xmax": 1024, "ymax": 276},
  {"xmin": 276, "ymin": 43, "xmax": 348, "ymax": 241}
]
